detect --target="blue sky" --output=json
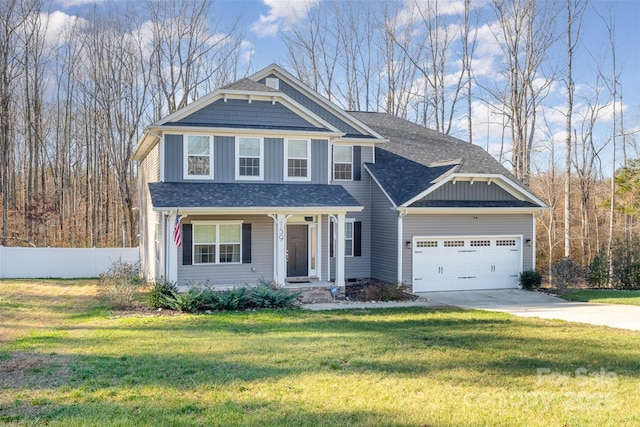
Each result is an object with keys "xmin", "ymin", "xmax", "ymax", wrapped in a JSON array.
[{"xmin": 49, "ymin": 0, "xmax": 639, "ymax": 170}]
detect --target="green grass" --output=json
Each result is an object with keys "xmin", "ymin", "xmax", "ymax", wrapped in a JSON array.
[
  {"xmin": 1, "ymin": 280, "xmax": 640, "ymax": 426},
  {"xmin": 561, "ymin": 289, "xmax": 640, "ymax": 306}
]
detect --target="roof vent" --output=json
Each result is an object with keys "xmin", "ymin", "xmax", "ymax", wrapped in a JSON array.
[{"xmin": 265, "ymin": 77, "xmax": 279, "ymax": 90}]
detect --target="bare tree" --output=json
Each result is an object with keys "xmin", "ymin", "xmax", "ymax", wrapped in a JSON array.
[{"xmin": 484, "ymin": 0, "xmax": 559, "ymax": 186}]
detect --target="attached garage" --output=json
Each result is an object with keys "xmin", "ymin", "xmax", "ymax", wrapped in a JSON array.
[{"xmin": 411, "ymin": 235, "xmax": 523, "ymax": 292}]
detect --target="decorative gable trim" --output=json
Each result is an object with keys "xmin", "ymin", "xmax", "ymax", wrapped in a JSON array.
[
  {"xmin": 401, "ymin": 173, "xmax": 548, "ymax": 208},
  {"xmin": 250, "ymin": 64, "xmax": 386, "ymax": 141}
]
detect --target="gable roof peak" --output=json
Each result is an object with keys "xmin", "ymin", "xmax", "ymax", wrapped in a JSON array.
[{"xmin": 219, "ymin": 77, "xmax": 279, "ymax": 93}]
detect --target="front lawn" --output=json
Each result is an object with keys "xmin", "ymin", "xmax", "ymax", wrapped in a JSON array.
[
  {"xmin": 1, "ymin": 280, "xmax": 640, "ymax": 426},
  {"xmin": 561, "ymin": 289, "xmax": 640, "ymax": 306}
]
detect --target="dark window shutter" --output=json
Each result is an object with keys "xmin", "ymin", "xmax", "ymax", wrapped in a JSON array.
[
  {"xmin": 242, "ymin": 223, "xmax": 252, "ymax": 263},
  {"xmin": 330, "ymin": 221, "xmax": 334, "ymax": 258},
  {"xmin": 353, "ymin": 145, "xmax": 361, "ymax": 181},
  {"xmin": 182, "ymin": 224, "xmax": 192, "ymax": 265},
  {"xmin": 354, "ymin": 221, "xmax": 362, "ymax": 257}
]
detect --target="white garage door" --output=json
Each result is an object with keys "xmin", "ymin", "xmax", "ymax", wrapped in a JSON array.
[{"xmin": 412, "ymin": 236, "xmax": 522, "ymax": 292}]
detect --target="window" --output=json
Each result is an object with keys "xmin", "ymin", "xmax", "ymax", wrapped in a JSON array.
[
  {"xmin": 496, "ymin": 239, "xmax": 516, "ymax": 246},
  {"xmin": 333, "ymin": 145, "xmax": 352, "ymax": 180},
  {"xmin": 417, "ymin": 241, "xmax": 438, "ymax": 248},
  {"xmin": 193, "ymin": 223, "xmax": 241, "ymax": 264},
  {"xmin": 154, "ymin": 222, "xmax": 160, "ymax": 261},
  {"xmin": 344, "ymin": 220, "xmax": 354, "ymax": 257},
  {"xmin": 444, "ymin": 240, "xmax": 465, "ymax": 247},
  {"xmin": 184, "ymin": 135, "xmax": 213, "ymax": 179},
  {"xmin": 470, "ymin": 240, "xmax": 491, "ymax": 247},
  {"xmin": 236, "ymin": 137, "xmax": 263, "ymax": 180},
  {"xmin": 285, "ymin": 139, "xmax": 310, "ymax": 180}
]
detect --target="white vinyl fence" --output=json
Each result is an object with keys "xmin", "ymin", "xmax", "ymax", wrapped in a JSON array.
[{"xmin": 0, "ymin": 247, "xmax": 139, "ymax": 279}]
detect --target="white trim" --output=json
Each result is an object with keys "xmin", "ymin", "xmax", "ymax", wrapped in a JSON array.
[
  {"xmin": 532, "ymin": 213, "xmax": 537, "ymax": 271},
  {"xmin": 159, "ymin": 135, "xmax": 165, "ymax": 182},
  {"xmin": 332, "ymin": 145, "xmax": 353, "ymax": 181},
  {"xmin": 308, "ymin": 223, "xmax": 318, "ymax": 276},
  {"xmin": 284, "ymin": 138, "xmax": 311, "ymax": 181},
  {"xmin": 335, "ymin": 213, "xmax": 346, "ymax": 286},
  {"xmin": 402, "ymin": 173, "xmax": 548, "ymax": 208},
  {"xmin": 235, "ymin": 136, "xmax": 264, "ymax": 181},
  {"xmin": 399, "ymin": 207, "xmax": 546, "ymax": 215},
  {"xmin": 250, "ymin": 64, "xmax": 386, "ymax": 140},
  {"xmin": 398, "ymin": 210, "xmax": 407, "ymax": 283},
  {"xmin": 191, "ymin": 221, "xmax": 243, "ymax": 266},
  {"xmin": 363, "ymin": 164, "xmax": 397, "ymax": 208},
  {"xmin": 149, "ymin": 125, "xmax": 342, "ymax": 139},
  {"xmin": 154, "ymin": 206, "xmax": 363, "ymax": 215},
  {"xmin": 183, "ymin": 134, "xmax": 214, "ymax": 180},
  {"xmin": 317, "ymin": 216, "xmax": 323, "ymax": 280}
]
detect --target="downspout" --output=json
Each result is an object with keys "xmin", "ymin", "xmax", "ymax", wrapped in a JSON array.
[{"xmin": 397, "ymin": 209, "xmax": 408, "ymax": 284}]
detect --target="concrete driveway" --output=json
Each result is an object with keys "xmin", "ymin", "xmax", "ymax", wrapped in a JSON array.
[{"xmin": 417, "ymin": 289, "xmax": 640, "ymax": 331}]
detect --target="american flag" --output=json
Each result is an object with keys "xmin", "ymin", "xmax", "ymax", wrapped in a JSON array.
[{"xmin": 173, "ymin": 212, "xmax": 182, "ymax": 247}]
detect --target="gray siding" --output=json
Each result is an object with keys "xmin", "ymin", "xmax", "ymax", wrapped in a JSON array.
[
  {"xmin": 214, "ymin": 136, "xmax": 235, "ymax": 181},
  {"xmin": 369, "ymin": 174, "xmax": 399, "ymax": 283},
  {"xmin": 165, "ymin": 134, "xmax": 329, "ymax": 184},
  {"xmin": 401, "ymin": 213, "xmax": 534, "ymax": 287},
  {"xmin": 164, "ymin": 134, "xmax": 183, "ymax": 182},
  {"xmin": 177, "ymin": 215, "xmax": 273, "ymax": 286},
  {"xmin": 425, "ymin": 181, "xmax": 519, "ymax": 201},
  {"xmin": 261, "ymin": 75, "xmax": 364, "ymax": 136},
  {"xmin": 312, "ymin": 139, "xmax": 328, "ymax": 184},
  {"xmin": 177, "ymin": 99, "xmax": 319, "ymax": 130}
]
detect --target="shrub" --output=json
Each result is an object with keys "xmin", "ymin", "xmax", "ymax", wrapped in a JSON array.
[
  {"xmin": 209, "ymin": 287, "xmax": 249, "ymax": 311},
  {"xmin": 550, "ymin": 258, "xmax": 584, "ymax": 292},
  {"xmin": 163, "ymin": 287, "xmax": 203, "ymax": 313},
  {"xmin": 586, "ymin": 247, "xmax": 609, "ymax": 288},
  {"xmin": 97, "ymin": 259, "xmax": 145, "ymax": 309},
  {"xmin": 611, "ymin": 238, "xmax": 640, "ymax": 290},
  {"xmin": 519, "ymin": 270, "xmax": 542, "ymax": 290},
  {"xmin": 147, "ymin": 278, "xmax": 179, "ymax": 309},
  {"xmin": 249, "ymin": 285, "xmax": 301, "ymax": 308}
]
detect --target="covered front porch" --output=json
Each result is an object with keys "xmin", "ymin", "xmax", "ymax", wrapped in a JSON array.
[{"xmin": 148, "ymin": 181, "xmax": 363, "ymax": 288}]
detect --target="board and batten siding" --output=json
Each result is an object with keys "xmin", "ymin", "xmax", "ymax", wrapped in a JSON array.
[
  {"xmin": 401, "ymin": 213, "xmax": 534, "ymax": 286},
  {"xmin": 260, "ymin": 75, "xmax": 364, "ymax": 136},
  {"xmin": 163, "ymin": 134, "xmax": 329, "ymax": 184},
  {"xmin": 177, "ymin": 215, "xmax": 273, "ymax": 287},
  {"xmin": 176, "ymin": 99, "xmax": 318, "ymax": 130},
  {"xmin": 369, "ymin": 174, "xmax": 399, "ymax": 283},
  {"xmin": 424, "ymin": 181, "xmax": 519, "ymax": 201}
]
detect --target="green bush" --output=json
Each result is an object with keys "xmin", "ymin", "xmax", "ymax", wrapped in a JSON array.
[
  {"xmin": 519, "ymin": 270, "xmax": 542, "ymax": 290},
  {"xmin": 163, "ymin": 287, "xmax": 203, "ymax": 313},
  {"xmin": 97, "ymin": 259, "xmax": 145, "ymax": 309},
  {"xmin": 587, "ymin": 247, "xmax": 609, "ymax": 288},
  {"xmin": 611, "ymin": 238, "xmax": 640, "ymax": 290},
  {"xmin": 551, "ymin": 258, "xmax": 584, "ymax": 291},
  {"xmin": 249, "ymin": 285, "xmax": 301, "ymax": 308},
  {"xmin": 147, "ymin": 278, "xmax": 179, "ymax": 309},
  {"xmin": 210, "ymin": 287, "xmax": 249, "ymax": 311}
]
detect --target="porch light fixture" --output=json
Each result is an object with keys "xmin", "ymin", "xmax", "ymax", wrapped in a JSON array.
[
  {"xmin": 525, "ymin": 238, "xmax": 532, "ymax": 247},
  {"xmin": 405, "ymin": 240, "xmax": 412, "ymax": 250}
]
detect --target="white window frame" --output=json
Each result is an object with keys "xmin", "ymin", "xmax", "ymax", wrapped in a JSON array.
[
  {"xmin": 183, "ymin": 134, "xmax": 214, "ymax": 180},
  {"xmin": 235, "ymin": 136, "xmax": 264, "ymax": 180},
  {"xmin": 284, "ymin": 138, "xmax": 311, "ymax": 181},
  {"xmin": 332, "ymin": 218, "xmax": 355, "ymax": 257},
  {"xmin": 192, "ymin": 221, "xmax": 243, "ymax": 265},
  {"xmin": 333, "ymin": 145, "xmax": 353, "ymax": 181}
]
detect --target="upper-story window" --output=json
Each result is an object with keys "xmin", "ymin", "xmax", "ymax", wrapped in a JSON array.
[
  {"xmin": 236, "ymin": 137, "xmax": 263, "ymax": 180},
  {"xmin": 285, "ymin": 139, "xmax": 310, "ymax": 181},
  {"xmin": 333, "ymin": 145, "xmax": 352, "ymax": 181},
  {"xmin": 184, "ymin": 135, "xmax": 213, "ymax": 179}
]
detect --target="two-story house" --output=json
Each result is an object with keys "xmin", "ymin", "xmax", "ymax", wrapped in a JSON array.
[{"xmin": 132, "ymin": 64, "xmax": 547, "ymax": 292}]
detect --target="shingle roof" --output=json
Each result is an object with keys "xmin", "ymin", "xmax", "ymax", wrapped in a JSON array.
[
  {"xmin": 219, "ymin": 78, "xmax": 279, "ymax": 93},
  {"xmin": 348, "ymin": 112, "xmax": 518, "ymax": 179},
  {"xmin": 365, "ymin": 149, "xmax": 454, "ymax": 206},
  {"xmin": 148, "ymin": 182, "xmax": 362, "ymax": 209}
]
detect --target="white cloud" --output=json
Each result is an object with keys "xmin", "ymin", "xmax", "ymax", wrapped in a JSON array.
[
  {"xmin": 40, "ymin": 11, "xmax": 85, "ymax": 47},
  {"xmin": 250, "ymin": 0, "xmax": 320, "ymax": 38}
]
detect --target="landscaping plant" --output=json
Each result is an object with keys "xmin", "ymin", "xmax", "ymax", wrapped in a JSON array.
[
  {"xmin": 519, "ymin": 269, "xmax": 542, "ymax": 290},
  {"xmin": 97, "ymin": 259, "xmax": 145, "ymax": 309}
]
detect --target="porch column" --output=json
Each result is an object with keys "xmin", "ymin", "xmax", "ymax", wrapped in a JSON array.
[
  {"xmin": 271, "ymin": 213, "xmax": 289, "ymax": 287},
  {"xmin": 335, "ymin": 213, "xmax": 345, "ymax": 286},
  {"xmin": 166, "ymin": 212, "xmax": 178, "ymax": 283}
]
